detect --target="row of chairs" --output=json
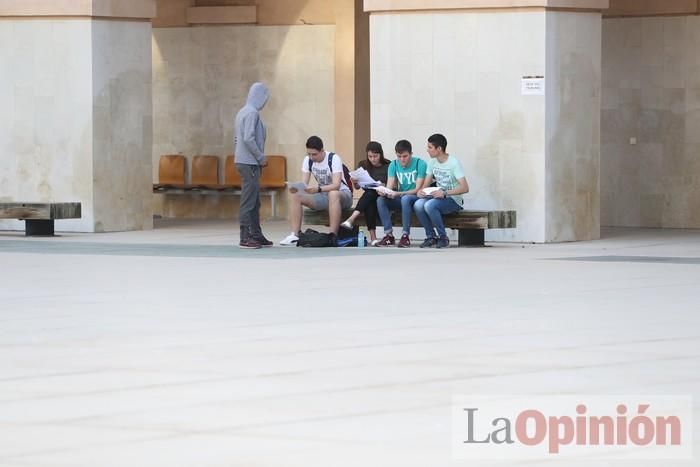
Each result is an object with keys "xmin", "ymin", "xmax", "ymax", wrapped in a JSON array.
[
  {"xmin": 153, "ymin": 154, "xmax": 287, "ymax": 218},
  {"xmin": 154, "ymin": 155, "xmax": 286, "ymax": 190}
]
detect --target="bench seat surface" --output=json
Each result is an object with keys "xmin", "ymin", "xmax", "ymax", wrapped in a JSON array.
[
  {"xmin": 0, "ymin": 203, "xmax": 82, "ymax": 220},
  {"xmin": 303, "ymin": 208, "xmax": 516, "ymax": 229}
]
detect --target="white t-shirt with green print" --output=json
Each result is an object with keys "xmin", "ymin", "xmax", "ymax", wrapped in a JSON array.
[{"xmin": 427, "ymin": 155, "xmax": 465, "ymax": 205}]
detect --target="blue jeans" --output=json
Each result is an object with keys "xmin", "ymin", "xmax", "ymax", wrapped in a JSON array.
[
  {"xmin": 377, "ymin": 195, "xmax": 418, "ymax": 235},
  {"xmin": 414, "ymin": 197, "xmax": 462, "ymax": 238}
]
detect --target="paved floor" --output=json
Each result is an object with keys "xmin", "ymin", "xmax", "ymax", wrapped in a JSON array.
[{"xmin": 0, "ymin": 220, "xmax": 698, "ymax": 466}]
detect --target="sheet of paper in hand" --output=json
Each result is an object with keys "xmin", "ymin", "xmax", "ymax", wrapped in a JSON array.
[
  {"xmin": 348, "ymin": 167, "xmax": 380, "ymax": 188},
  {"xmin": 368, "ymin": 185, "xmax": 397, "ymax": 196},
  {"xmin": 421, "ymin": 187, "xmax": 442, "ymax": 198},
  {"xmin": 286, "ymin": 181, "xmax": 307, "ymax": 193}
]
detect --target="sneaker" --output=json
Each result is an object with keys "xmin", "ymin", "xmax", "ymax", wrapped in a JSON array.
[
  {"xmin": 239, "ymin": 238, "xmax": 262, "ymax": 249},
  {"xmin": 251, "ymin": 235, "xmax": 273, "ymax": 247},
  {"xmin": 420, "ymin": 237, "xmax": 437, "ymax": 248},
  {"xmin": 436, "ymin": 235, "xmax": 450, "ymax": 249},
  {"xmin": 370, "ymin": 239, "xmax": 381, "ymax": 247},
  {"xmin": 397, "ymin": 234, "xmax": 411, "ymax": 248},
  {"xmin": 376, "ymin": 234, "xmax": 395, "ymax": 246},
  {"xmin": 279, "ymin": 232, "xmax": 299, "ymax": 246},
  {"xmin": 341, "ymin": 220, "xmax": 353, "ymax": 229}
]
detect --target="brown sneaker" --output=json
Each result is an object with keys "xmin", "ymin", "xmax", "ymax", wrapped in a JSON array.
[
  {"xmin": 251, "ymin": 235, "xmax": 273, "ymax": 247},
  {"xmin": 239, "ymin": 238, "xmax": 262, "ymax": 249},
  {"xmin": 376, "ymin": 233, "xmax": 395, "ymax": 246},
  {"xmin": 397, "ymin": 234, "xmax": 411, "ymax": 248}
]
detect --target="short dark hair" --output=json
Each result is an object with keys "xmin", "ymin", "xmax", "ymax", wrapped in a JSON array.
[
  {"xmin": 428, "ymin": 134, "xmax": 447, "ymax": 152},
  {"xmin": 395, "ymin": 140, "xmax": 412, "ymax": 154},
  {"xmin": 306, "ymin": 136, "xmax": 324, "ymax": 151}
]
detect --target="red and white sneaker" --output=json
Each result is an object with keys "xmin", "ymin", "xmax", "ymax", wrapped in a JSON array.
[{"xmin": 375, "ymin": 234, "xmax": 395, "ymax": 246}]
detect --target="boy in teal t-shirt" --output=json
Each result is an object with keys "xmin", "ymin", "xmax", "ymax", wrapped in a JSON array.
[
  {"xmin": 375, "ymin": 140, "xmax": 427, "ymax": 248},
  {"xmin": 426, "ymin": 154, "xmax": 465, "ymax": 205},
  {"xmin": 415, "ymin": 133, "xmax": 470, "ymax": 249}
]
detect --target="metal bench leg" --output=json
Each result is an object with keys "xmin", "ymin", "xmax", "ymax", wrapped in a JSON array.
[
  {"xmin": 270, "ymin": 191, "xmax": 278, "ymax": 220},
  {"xmin": 25, "ymin": 219, "xmax": 54, "ymax": 236},
  {"xmin": 458, "ymin": 229, "xmax": 485, "ymax": 247}
]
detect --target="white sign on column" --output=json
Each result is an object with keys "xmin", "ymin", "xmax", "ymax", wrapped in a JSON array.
[{"xmin": 521, "ymin": 76, "xmax": 545, "ymax": 96}]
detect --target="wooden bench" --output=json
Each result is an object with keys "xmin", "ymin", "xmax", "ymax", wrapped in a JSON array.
[
  {"xmin": 153, "ymin": 155, "xmax": 287, "ymax": 218},
  {"xmin": 303, "ymin": 207, "xmax": 516, "ymax": 247},
  {"xmin": 0, "ymin": 202, "xmax": 82, "ymax": 236}
]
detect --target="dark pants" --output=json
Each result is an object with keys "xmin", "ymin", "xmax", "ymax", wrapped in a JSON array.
[
  {"xmin": 237, "ymin": 163, "xmax": 262, "ymax": 240},
  {"xmin": 354, "ymin": 189, "xmax": 379, "ymax": 231}
]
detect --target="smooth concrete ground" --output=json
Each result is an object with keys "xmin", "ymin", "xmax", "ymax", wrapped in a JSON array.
[{"xmin": 0, "ymin": 220, "xmax": 698, "ymax": 466}]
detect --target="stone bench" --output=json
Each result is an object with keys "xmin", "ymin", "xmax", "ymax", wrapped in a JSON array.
[
  {"xmin": 0, "ymin": 202, "xmax": 82, "ymax": 236},
  {"xmin": 303, "ymin": 208, "xmax": 516, "ymax": 247}
]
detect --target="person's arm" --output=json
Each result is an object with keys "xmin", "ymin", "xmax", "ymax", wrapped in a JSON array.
[
  {"xmin": 434, "ymin": 159, "xmax": 469, "ymax": 198},
  {"xmin": 385, "ymin": 176, "xmax": 396, "ymax": 191},
  {"xmin": 399, "ymin": 177, "xmax": 424, "ymax": 196},
  {"xmin": 325, "ymin": 172, "xmax": 342, "ymax": 191},
  {"xmin": 434, "ymin": 177, "xmax": 469, "ymax": 199},
  {"xmin": 241, "ymin": 114, "xmax": 265, "ymax": 164},
  {"xmin": 308, "ymin": 172, "xmax": 340, "ymax": 193},
  {"xmin": 298, "ymin": 158, "xmax": 312, "ymax": 193}
]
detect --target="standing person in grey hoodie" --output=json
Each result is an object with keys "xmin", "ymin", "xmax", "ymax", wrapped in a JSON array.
[{"xmin": 235, "ymin": 82, "xmax": 272, "ymax": 249}]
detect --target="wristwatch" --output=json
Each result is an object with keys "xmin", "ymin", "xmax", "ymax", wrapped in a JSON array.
[
  {"xmin": 317, "ymin": 186, "xmax": 322, "ymax": 193},
  {"xmin": 441, "ymin": 188, "xmax": 448, "ymax": 196}
]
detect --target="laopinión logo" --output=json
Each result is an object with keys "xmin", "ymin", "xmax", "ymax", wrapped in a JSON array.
[{"xmin": 451, "ymin": 396, "xmax": 692, "ymax": 460}]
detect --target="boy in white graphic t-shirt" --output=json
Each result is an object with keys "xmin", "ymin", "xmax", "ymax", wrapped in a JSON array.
[{"xmin": 279, "ymin": 135, "xmax": 353, "ymax": 246}]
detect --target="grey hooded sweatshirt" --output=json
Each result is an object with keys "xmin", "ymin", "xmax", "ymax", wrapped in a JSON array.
[{"xmin": 234, "ymin": 82, "xmax": 269, "ymax": 165}]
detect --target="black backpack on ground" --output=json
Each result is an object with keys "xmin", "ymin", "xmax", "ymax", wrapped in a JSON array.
[{"xmin": 296, "ymin": 229, "xmax": 337, "ymax": 247}]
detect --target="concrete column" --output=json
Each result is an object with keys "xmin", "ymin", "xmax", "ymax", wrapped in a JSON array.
[
  {"xmin": 0, "ymin": 0, "xmax": 155, "ymax": 232},
  {"xmin": 365, "ymin": 0, "xmax": 606, "ymax": 242}
]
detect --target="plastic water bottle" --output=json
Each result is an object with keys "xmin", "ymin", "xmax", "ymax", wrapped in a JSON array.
[{"xmin": 357, "ymin": 230, "xmax": 365, "ymax": 248}]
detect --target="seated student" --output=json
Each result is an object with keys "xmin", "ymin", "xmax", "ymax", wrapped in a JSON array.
[
  {"xmin": 340, "ymin": 141, "xmax": 390, "ymax": 246},
  {"xmin": 280, "ymin": 135, "xmax": 353, "ymax": 246},
  {"xmin": 375, "ymin": 139, "xmax": 427, "ymax": 248},
  {"xmin": 414, "ymin": 133, "xmax": 469, "ymax": 249}
]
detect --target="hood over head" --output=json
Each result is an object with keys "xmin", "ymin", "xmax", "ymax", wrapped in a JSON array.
[{"xmin": 246, "ymin": 82, "xmax": 269, "ymax": 110}]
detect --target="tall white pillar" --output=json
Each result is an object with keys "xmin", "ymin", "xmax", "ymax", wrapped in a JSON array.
[{"xmin": 0, "ymin": 0, "xmax": 155, "ymax": 232}]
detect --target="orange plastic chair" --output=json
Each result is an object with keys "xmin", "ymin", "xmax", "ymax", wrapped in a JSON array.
[
  {"xmin": 154, "ymin": 155, "xmax": 186, "ymax": 190},
  {"xmin": 191, "ymin": 155, "xmax": 223, "ymax": 189},
  {"xmin": 224, "ymin": 155, "xmax": 242, "ymax": 189},
  {"xmin": 260, "ymin": 155, "xmax": 287, "ymax": 189}
]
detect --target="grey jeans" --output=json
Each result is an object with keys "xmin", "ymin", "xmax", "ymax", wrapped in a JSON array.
[{"xmin": 236, "ymin": 163, "xmax": 262, "ymax": 240}]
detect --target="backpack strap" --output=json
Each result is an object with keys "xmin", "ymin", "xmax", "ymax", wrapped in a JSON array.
[{"xmin": 328, "ymin": 152, "xmax": 348, "ymax": 189}]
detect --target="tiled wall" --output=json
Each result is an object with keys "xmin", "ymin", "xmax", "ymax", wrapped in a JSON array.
[
  {"xmin": 371, "ymin": 11, "xmax": 547, "ymax": 242},
  {"xmin": 0, "ymin": 19, "xmax": 153, "ymax": 233},
  {"xmin": 546, "ymin": 12, "xmax": 601, "ymax": 242},
  {"xmin": 602, "ymin": 16, "xmax": 700, "ymax": 228},
  {"xmin": 0, "ymin": 20, "xmax": 95, "ymax": 232},
  {"xmin": 152, "ymin": 25, "xmax": 335, "ymax": 219},
  {"xmin": 370, "ymin": 11, "xmax": 602, "ymax": 243},
  {"xmin": 92, "ymin": 20, "xmax": 154, "ymax": 232}
]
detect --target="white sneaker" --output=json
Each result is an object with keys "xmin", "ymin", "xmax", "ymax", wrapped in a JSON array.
[
  {"xmin": 341, "ymin": 220, "xmax": 353, "ymax": 229},
  {"xmin": 279, "ymin": 232, "xmax": 299, "ymax": 246}
]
